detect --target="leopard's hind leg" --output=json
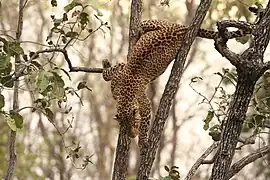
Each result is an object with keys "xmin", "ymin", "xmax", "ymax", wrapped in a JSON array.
[{"xmin": 136, "ymin": 87, "xmax": 151, "ymax": 155}]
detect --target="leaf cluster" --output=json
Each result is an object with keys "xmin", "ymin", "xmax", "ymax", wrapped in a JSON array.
[
  {"xmin": 47, "ymin": 0, "xmax": 110, "ymax": 47},
  {"xmin": 159, "ymin": 166, "xmax": 180, "ymax": 180}
]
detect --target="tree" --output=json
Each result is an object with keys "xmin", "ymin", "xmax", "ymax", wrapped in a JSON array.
[
  {"xmin": 210, "ymin": 3, "xmax": 270, "ymax": 179},
  {"xmin": 2, "ymin": 0, "xmax": 270, "ymax": 180}
]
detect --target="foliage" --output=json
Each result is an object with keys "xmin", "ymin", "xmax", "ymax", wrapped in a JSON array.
[
  {"xmin": 158, "ymin": 166, "xmax": 180, "ymax": 180},
  {"xmin": 243, "ymin": 71, "xmax": 270, "ymax": 133},
  {"xmin": 46, "ymin": 0, "xmax": 110, "ymax": 47},
  {"xmin": 192, "ymin": 63, "xmax": 270, "ymax": 143},
  {"xmin": 0, "ymin": 0, "xmax": 108, "ymax": 175}
]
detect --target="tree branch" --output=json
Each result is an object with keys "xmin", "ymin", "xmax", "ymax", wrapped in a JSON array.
[
  {"xmin": 32, "ymin": 48, "xmax": 103, "ymax": 73},
  {"xmin": 214, "ymin": 20, "xmax": 253, "ymax": 68},
  {"xmin": 127, "ymin": 0, "xmax": 142, "ymax": 60},
  {"xmin": 228, "ymin": 146, "xmax": 270, "ymax": 179}
]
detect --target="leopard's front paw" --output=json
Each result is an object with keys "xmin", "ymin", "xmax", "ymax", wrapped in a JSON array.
[{"xmin": 102, "ymin": 59, "xmax": 112, "ymax": 69}]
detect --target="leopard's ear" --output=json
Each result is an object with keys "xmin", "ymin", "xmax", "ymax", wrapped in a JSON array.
[{"xmin": 102, "ymin": 59, "xmax": 112, "ymax": 69}]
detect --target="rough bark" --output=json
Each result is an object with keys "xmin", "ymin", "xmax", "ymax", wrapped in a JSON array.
[
  {"xmin": 112, "ymin": 0, "xmax": 142, "ymax": 180},
  {"xmin": 210, "ymin": 74, "xmax": 258, "ymax": 180},
  {"xmin": 210, "ymin": 2, "xmax": 270, "ymax": 179},
  {"xmin": 136, "ymin": 0, "xmax": 212, "ymax": 179}
]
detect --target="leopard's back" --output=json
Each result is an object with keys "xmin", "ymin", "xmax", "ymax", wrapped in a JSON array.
[{"xmin": 126, "ymin": 25, "xmax": 186, "ymax": 82}]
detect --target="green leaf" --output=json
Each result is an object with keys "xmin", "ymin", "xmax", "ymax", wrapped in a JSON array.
[
  {"xmin": 235, "ymin": 35, "xmax": 250, "ymax": 44},
  {"xmin": 35, "ymin": 70, "xmax": 66, "ymax": 100},
  {"xmin": 10, "ymin": 111, "xmax": 24, "ymax": 129},
  {"xmin": 159, "ymin": 176, "xmax": 172, "ymax": 180},
  {"xmin": 77, "ymin": 81, "xmax": 86, "ymax": 90},
  {"xmin": 6, "ymin": 115, "xmax": 17, "ymax": 131},
  {"xmin": 63, "ymin": 13, "xmax": 68, "ymax": 21},
  {"xmin": 1, "ymin": 75, "xmax": 14, "ymax": 88},
  {"xmin": 35, "ymin": 71, "xmax": 53, "ymax": 93},
  {"xmin": 0, "ymin": 94, "xmax": 4, "ymax": 109},
  {"xmin": 209, "ymin": 125, "xmax": 221, "ymax": 141},
  {"xmin": 66, "ymin": 31, "xmax": 79, "ymax": 38},
  {"xmin": 53, "ymin": 19, "xmax": 63, "ymax": 27},
  {"xmin": 4, "ymin": 41, "xmax": 24, "ymax": 56},
  {"xmin": 191, "ymin": 76, "xmax": 203, "ymax": 83},
  {"xmin": 77, "ymin": 81, "xmax": 92, "ymax": 91},
  {"xmin": 0, "ymin": 53, "xmax": 12, "ymax": 75},
  {"xmin": 252, "ymin": 114, "xmax": 265, "ymax": 127},
  {"xmin": 203, "ymin": 110, "xmax": 214, "ymax": 130},
  {"xmin": 45, "ymin": 108, "xmax": 54, "ymax": 121},
  {"xmin": 41, "ymin": 84, "xmax": 53, "ymax": 96},
  {"xmin": 64, "ymin": 0, "xmax": 83, "ymax": 12},
  {"xmin": 34, "ymin": 98, "xmax": 48, "ymax": 108},
  {"xmin": 79, "ymin": 12, "xmax": 89, "ymax": 28},
  {"xmin": 50, "ymin": 72, "xmax": 65, "ymax": 99}
]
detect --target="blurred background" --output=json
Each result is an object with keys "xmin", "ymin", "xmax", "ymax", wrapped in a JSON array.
[{"xmin": 0, "ymin": 0, "xmax": 269, "ymax": 179}]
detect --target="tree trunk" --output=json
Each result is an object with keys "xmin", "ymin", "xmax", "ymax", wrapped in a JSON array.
[{"xmin": 136, "ymin": 0, "xmax": 213, "ymax": 179}]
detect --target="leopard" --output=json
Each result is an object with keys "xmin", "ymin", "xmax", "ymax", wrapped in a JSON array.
[{"xmin": 102, "ymin": 19, "xmax": 252, "ymax": 154}]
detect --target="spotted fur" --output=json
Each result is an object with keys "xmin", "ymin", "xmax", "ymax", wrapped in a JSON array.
[{"xmin": 102, "ymin": 20, "xmax": 251, "ymax": 153}]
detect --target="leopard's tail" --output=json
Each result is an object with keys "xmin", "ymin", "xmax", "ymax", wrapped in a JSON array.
[
  {"xmin": 197, "ymin": 28, "xmax": 252, "ymax": 40},
  {"xmin": 102, "ymin": 59, "xmax": 125, "ymax": 81}
]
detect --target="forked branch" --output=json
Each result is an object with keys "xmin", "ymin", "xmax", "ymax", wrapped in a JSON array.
[{"xmin": 214, "ymin": 20, "xmax": 253, "ymax": 68}]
